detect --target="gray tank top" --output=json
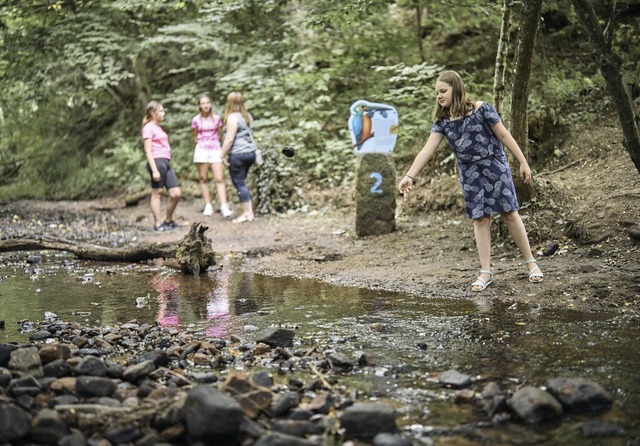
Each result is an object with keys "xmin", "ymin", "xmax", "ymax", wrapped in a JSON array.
[{"xmin": 228, "ymin": 112, "xmax": 257, "ymax": 155}]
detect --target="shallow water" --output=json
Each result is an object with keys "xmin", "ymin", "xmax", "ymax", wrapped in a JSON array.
[{"xmin": 0, "ymin": 252, "xmax": 638, "ymax": 445}]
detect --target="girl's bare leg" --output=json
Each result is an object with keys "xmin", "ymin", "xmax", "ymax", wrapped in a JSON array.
[
  {"xmin": 500, "ymin": 211, "xmax": 542, "ymax": 279},
  {"xmin": 150, "ymin": 189, "xmax": 163, "ymax": 227},
  {"xmin": 473, "ymin": 216, "xmax": 492, "ymax": 287},
  {"xmin": 211, "ymin": 162, "xmax": 228, "ymax": 205},
  {"xmin": 197, "ymin": 163, "xmax": 211, "ymax": 206}
]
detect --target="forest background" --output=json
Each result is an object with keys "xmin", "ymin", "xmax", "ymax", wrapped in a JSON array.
[{"xmin": 1, "ymin": 0, "xmax": 639, "ymax": 216}]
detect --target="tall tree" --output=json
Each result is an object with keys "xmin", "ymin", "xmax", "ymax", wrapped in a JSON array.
[
  {"xmin": 493, "ymin": 0, "xmax": 513, "ymax": 115},
  {"xmin": 510, "ymin": 0, "xmax": 543, "ymax": 202},
  {"xmin": 572, "ymin": 0, "xmax": 640, "ymax": 175}
]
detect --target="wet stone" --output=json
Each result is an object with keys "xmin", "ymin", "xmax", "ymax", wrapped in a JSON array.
[
  {"xmin": 373, "ymin": 432, "xmax": 413, "ymax": 446},
  {"xmin": 185, "ymin": 385, "xmax": 244, "ymax": 442},
  {"xmin": 31, "ymin": 408, "xmax": 70, "ymax": 444},
  {"xmin": 340, "ymin": 403, "xmax": 398, "ymax": 440},
  {"xmin": 439, "ymin": 369, "xmax": 471, "ymax": 389},
  {"xmin": 327, "ymin": 352, "xmax": 354, "ymax": 372},
  {"xmin": 254, "ymin": 432, "xmax": 315, "ymax": 446},
  {"xmin": 256, "ymin": 328, "xmax": 295, "ymax": 348},
  {"xmin": 104, "ymin": 426, "xmax": 144, "ymax": 444},
  {"xmin": 9, "ymin": 346, "xmax": 43, "ymax": 377},
  {"xmin": 0, "ymin": 404, "xmax": 32, "ymax": 443},
  {"xmin": 30, "ymin": 330, "xmax": 53, "ymax": 341},
  {"xmin": 58, "ymin": 430, "xmax": 86, "ymax": 446},
  {"xmin": 122, "ymin": 359, "xmax": 156, "ymax": 383},
  {"xmin": 581, "ymin": 420, "xmax": 625, "ymax": 437},
  {"xmin": 38, "ymin": 343, "xmax": 72, "ymax": 364},
  {"xmin": 270, "ymin": 392, "xmax": 301, "ymax": 418},
  {"xmin": 508, "ymin": 386, "xmax": 563, "ymax": 423},
  {"xmin": 76, "ymin": 376, "xmax": 117, "ymax": 398},
  {"xmin": 75, "ymin": 356, "xmax": 108, "ymax": 377},
  {"xmin": 271, "ymin": 419, "xmax": 324, "ymax": 437},
  {"xmin": 546, "ymin": 377, "xmax": 613, "ymax": 412}
]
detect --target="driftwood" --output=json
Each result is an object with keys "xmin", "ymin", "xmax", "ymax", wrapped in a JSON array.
[
  {"xmin": 0, "ymin": 223, "xmax": 217, "ymax": 273},
  {"xmin": 0, "ymin": 235, "xmax": 177, "ymax": 262}
]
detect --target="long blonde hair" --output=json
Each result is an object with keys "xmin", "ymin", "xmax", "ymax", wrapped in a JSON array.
[
  {"xmin": 142, "ymin": 100, "xmax": 162, "ymax": 129},
  {"xmin": 223, "ymin": 92, "xmax": 251, "ymax": 126},
  {"xmin": 432, "ymin": 70, "xmax": 475, "ymax": 121}
]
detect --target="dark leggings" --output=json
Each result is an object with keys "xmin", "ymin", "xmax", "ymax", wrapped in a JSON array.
[{"xmin": 228, "ymin": 151, "xmax": 256, "ymax": 202}]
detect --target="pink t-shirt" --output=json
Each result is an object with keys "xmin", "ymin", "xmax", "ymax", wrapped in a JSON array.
[
  {"xmin": 191, "ymin": 114, "xmax": 222, "ymax": 150},
  {"xmin": 142, "ymin": 122, "xmax": 171, "ymax": 160}
]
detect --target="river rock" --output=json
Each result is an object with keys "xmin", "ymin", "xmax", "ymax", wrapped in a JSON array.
[
  {"xmin": 31, "ymin": 408, "xmax": 70, "ymax": 444},
  {"xmin": 545, "ymin": 377, "xmax": 613, "ymax": 412},
  {"xmin": 256, "ymin": 327, "xmax": 295, "ymax": 348},
  {"xmin": 254, "ymin": 432, "xmax": 316, "ymax": 445},
  {"xmin": 373, "ymin": 432, "xmax": 413, "ymax": 446},
  {"xmin": 439, "ymin": 369, "xmax": 471, "ymax": 388},
  {"xmin": 340, "ymin": 402, "xmax": 397, "ymax": 440},
  {"xmin": 508, "ymin": 386, "xmax": 563, "ymax": 423},
  {"xmin": 75, "ymin": 355, "xmax": 108, "ymax": 376},
  {"xmin": 9, "ymin": 346, "xmax": 43, "ymax": 378},
  {"xmin": 184, "ymin": 385, "xmax": 244, "ymax": 442},
  {"xmin": 0, "ymin": 404, "xmax": 32, "ymax": 442},
  {"xmin": 76, "ymin": 376, "xmax": 117, "ymax": 397},
  {"xmin": 581, "ymin": 420, "xmax": 625, "ymax": 437}
]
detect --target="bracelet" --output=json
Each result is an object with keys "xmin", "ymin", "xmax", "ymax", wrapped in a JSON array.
[{"xmin": 404, "ymin": 174, "xmax": 415, "ymax": 182}]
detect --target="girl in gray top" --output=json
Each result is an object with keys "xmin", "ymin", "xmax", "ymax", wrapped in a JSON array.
[{"xmin": 221, "ymin": 92, "xmax": 258, "ymax": 223}]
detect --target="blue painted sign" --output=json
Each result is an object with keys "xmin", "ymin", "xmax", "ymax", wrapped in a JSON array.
[{"xmin": 348, "ymin": 100, "xmax": 399, "ymax": 153}]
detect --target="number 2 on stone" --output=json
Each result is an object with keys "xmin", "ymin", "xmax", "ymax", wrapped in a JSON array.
[{"xmin": 370, "ymin": 172, "xmax": 383, "ymax": 194}]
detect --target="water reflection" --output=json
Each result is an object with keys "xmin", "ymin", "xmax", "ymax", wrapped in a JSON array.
[{"xmin": 1, "ymin": 256, "xmax": 639, "ymax": 444}]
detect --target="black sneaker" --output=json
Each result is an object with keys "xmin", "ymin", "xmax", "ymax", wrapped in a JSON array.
[
  {"xmin": 153, "ymin": 224, "xmax": 167, "ymax": 232},
  {"xmin": 163, "ymin": 220, "xmax": 180, "ymax": 229}
]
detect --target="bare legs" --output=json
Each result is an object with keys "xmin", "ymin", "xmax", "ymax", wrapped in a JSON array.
[
  {"xmin": 471, "ymin": 211, "xmax": 542, "ymax": 290},
  {"xmin": 197, "ymin": 162, "xmax": 229, "ymax": 214},
  {"xmin": 150, "ymin": 187, "xmax": 181, "ymax": 228}
]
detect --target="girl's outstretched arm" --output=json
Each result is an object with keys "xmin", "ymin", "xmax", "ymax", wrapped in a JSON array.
[
  {"xmin": 491, "ymin": 122, "xmax": 533, "ymax": 184},
  {"xmin": 398, "ymin": 132, "xmax": 444, "ymax": 196}
]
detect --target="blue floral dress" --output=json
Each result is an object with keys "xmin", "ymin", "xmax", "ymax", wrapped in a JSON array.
[{"xmin": 431, "ymin": 102, "xmax": 519, "ymax": 219}]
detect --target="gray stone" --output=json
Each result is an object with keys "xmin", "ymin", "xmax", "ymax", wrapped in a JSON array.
[
  {"xmin": 31, "ymin": 408, "xmax": 70, "ymax": 444},
  {"xmin": 271, "ymin": 419, "xmax": 323, "ymax": 437},
  {"xmin": 44, "ymin": 358, "xmax": 73, "ymax": 378},
  {"xmin": 0, "ymin": 404, "xmax": 32, "ymax": 442},
  {"xmin": 355, "ymin": 152, "xmax": 396, "ymax": 237},
  {"xmin": 340, "ymin": 403, "xmax": 397, "ymax": 440},
  {"xmin": 270, "ymin": 392, "xmax": 301, "ymax": 417},
  {"xmin": 184, "ymin": 385, "xmax": 244, "ymax": 442},
  {"xmin": 75, "ymin": 356, "xmax": 108, "ymax": 377},
  {"xmin": 581, "ymin": 420, "xmax": 625, "ymax": 437},
  {"xmin": 328, "ymin": 352, "xmax": 354, "ymax": 372},
  {"xmin": 256, "ymin": 328, "xmax": 295, "ymax": 348},
  {"xmin": 546, "ymin": 377, "xmax": 613, "ymax": 412},
  {"xmin": 76, "ymin": 376, "xmax": 117, "ymax": 397},
  {"xmin": 122, "ymin": 359, "xmax": 156, "ymax": 383},
  {"xmin": 508, "ymin": 386, "xmax": 563, "ymax": 423},
  {"xmin": 439, "ymin": 369, "xmax": 472, "ymax": 388},
  {"xmin": 373, "ymin": 432, "xmax": 413, "ymax": 446},
  {"xmin": 255, "ymin": 432, "xmax": 315, "ymax": 445},
  {"xmin": 8, "ymin": 346, "xmax": 43, "ymax": 377}
]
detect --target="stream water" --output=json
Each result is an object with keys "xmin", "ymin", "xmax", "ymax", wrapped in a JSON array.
[{"xmin": 0, "ymin": 251, "xmax": 638, "ymax": 445}]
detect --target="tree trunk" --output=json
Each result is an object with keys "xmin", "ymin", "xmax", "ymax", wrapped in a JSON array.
[
  {"xmin": 572, "ymin": 0, "xmax": 640, "ymax": 175},
  {"xmin": 0, "ymin": 237, "xmax": 177, "ymax": 262},
  {"xmin": 510, "ymin": 0, "xmax": 543, "ymax": 203},
  {"xmin": 493, "ymin": 0, "xmax": 513, "ymax": 115},
  {"xmin": 0, "ymin": 223, "xmax": 217, "ymax": 274}
]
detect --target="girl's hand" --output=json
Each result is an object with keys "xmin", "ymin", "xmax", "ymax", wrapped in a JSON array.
[
  {"xmin": 222, "ymin": 158, "xmax": 230, "ymax": 167},
  {"xmin": 520, "ymin": 163, "xmax": 532, "ymax": 184},
  {"xmin": 152, "ymin": 170, "xmax": 161, "ymax": 181},
  {"xmin": 397, "ymin": 176, "xmax": 413, "ymax": 197}
]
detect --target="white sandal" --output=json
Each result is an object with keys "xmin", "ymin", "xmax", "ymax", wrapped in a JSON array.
[
  {"xmin": 472, "ymin": 270, "xmax": 493, "ymax": 292},
  {"xmin": 524, "ymin": 259, "xmax": 544, "ymax": 283}
]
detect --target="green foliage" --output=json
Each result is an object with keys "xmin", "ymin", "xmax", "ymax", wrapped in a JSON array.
[{"xmin": 1, "ymin": 0, "xmax": 638, "ymax": 209}]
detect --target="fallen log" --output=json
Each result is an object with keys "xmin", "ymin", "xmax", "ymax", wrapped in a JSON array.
[
  {"xmin": 0, "ymin": 235, "xmax": 177, "ymax": 262},
  {"xmin": 0, "ymin": 223, "xmax": 217, "ymax": 272}
]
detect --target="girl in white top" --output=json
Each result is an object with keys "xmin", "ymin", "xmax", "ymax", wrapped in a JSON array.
[{"xmin": 191, "ymin": 94, "xmax": 232, "ymax": 217}]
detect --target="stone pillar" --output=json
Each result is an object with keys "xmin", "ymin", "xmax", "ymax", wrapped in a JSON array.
[{"xmin": 355, "ymin": 152, "xmax": 396, "ymax": 237}]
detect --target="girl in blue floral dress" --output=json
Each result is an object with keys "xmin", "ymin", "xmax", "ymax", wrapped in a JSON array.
[{"xmin": 398, "ymin": 71, "xmax": 543, "ymax": 291}]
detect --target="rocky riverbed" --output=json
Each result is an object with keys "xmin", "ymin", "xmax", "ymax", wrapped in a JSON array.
[{"xmin": 0, "ymin": 316, "xmax": 624, "ymax": 446}]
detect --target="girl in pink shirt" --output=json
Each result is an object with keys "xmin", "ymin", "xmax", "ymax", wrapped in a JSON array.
[
  {"xmin": 142, "ymin": 101, "xmax": 181, "ymax": 231},
  {"xmin": 192, "ymin": 94, "xmax": 232, "ymax": 217}
]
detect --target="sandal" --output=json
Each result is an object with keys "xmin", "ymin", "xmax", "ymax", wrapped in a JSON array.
[
  {"xmin": 524, "ymin": 259, "xmax": 544, "ymax": 283},
  {"xmin": 232, "ymin": 214, "xmax": 255, "ymax": 224},
  {"xmin": 471, "ymin": 270, "xmax": 493, "ymax": 292}
]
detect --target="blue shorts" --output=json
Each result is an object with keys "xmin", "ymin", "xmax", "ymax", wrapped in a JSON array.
[{"xmin": 147, "ymin": 158, "xmax": 179, "ymax": 190}]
